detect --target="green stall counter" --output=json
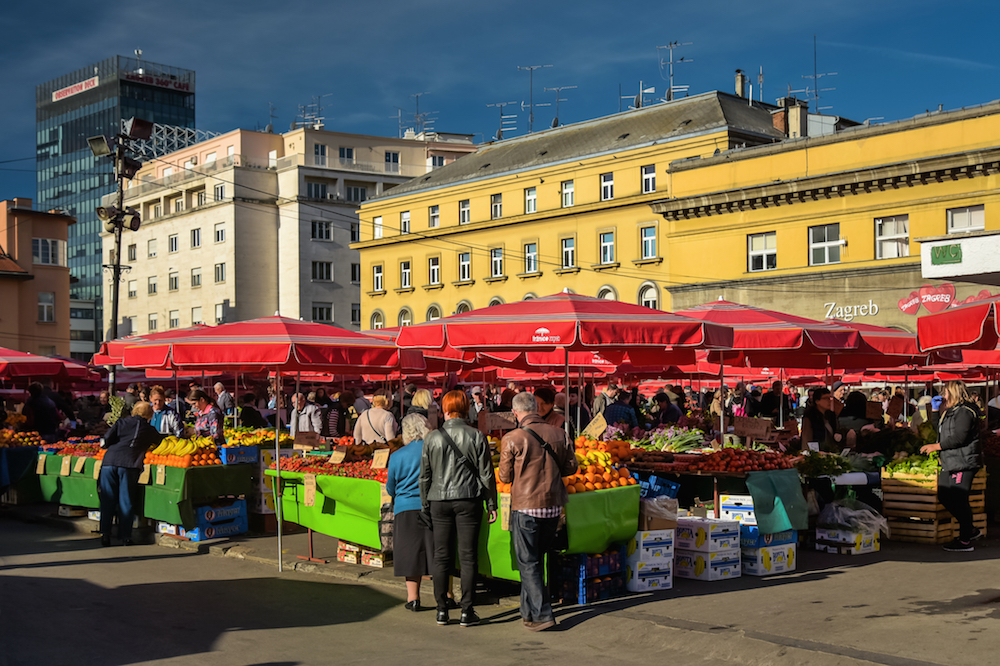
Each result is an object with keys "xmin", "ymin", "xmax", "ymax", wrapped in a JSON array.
[
  {"xmin": 143, "ymin": 464, "xmax": 254, "ymax": 528},
  {"xmin": 36, "ymin": 454, "xmax": 101, "ymax": 508}
]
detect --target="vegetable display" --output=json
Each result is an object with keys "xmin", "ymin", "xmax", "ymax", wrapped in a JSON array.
[
  {"xmin": 795, "ymin": 452, "xmax": 853, "ymax": 478},
  {"xmin": 883, "ymin": 452, "xmax": 941, "ymax": 476}
]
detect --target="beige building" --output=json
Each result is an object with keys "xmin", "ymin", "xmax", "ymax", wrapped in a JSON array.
[
  {"xmin": 0, "ymin": 198, "xmax": 75, "ymax": 356},
  {"xmin": 103, "ymin": 126, "xmax": 475, "ymax": 336}
]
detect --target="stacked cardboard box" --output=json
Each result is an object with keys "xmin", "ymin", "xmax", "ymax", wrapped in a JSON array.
[
  {"xmin": 740, "ymin": 525, "xmax": 797, "ymax": 576},
  {"xmin": 674, "ymin": 517, "xmax": 741, "ymax": 581},
  {"xmin": 250, "ymin": 448, "xmax": 295, "ymax": 514},
  {"xmin": 625, "ymin": 529, "xmax": 674, "ymax": 591}
]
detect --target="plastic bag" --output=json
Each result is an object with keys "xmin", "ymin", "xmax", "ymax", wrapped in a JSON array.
[
  {"xmin": 817, "ymin": 497, "xmax": 889, "ymax": 536},
  {"xmin": 641, "ymin": 496, "xmax": 678, "ymax": 521}
]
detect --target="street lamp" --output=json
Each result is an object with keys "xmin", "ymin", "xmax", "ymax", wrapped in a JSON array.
[{"xmin": 88, "ymin": 116, "xmax": 152, "ymax": 391}]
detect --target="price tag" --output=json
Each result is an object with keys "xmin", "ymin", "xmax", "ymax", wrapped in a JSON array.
[
  {"xmin": 155, "ymin": 464, "xmax": 166, "ymax": 485},
  {"xmin": 499, "ymin": 492, "xmax": 511, "ymax": 532},
  {"xmin": 60, "ymin": 456, "xmax": 72, "ymax": 476},
  {"xmin": 330, "ymin": 446, "xmax": 347, "ymax": 464},
  {"xmin": 380, "ymin": 482, "xmax": 391, "ymax": 507},
  {"xmin": 865, "ymin": 401, "xmax": 884, "ymax": 420},
  {"xmin": 478, "ymin": 410, "xmax": 519, "ymax": 434},
  {"xmin": 303, "ymin": 473, "xmax": 317, "ymax": 507},
  {"xmin": 36, "ymin": 454, "xmax": 47, "ymax": 475},
  {"xmin": 92, "ymin": 460, "xmax": 102, "ymax": 479},
  {"xmin": 581, "ymin": 413, "xmax": 608, "ymax": 440},
  {"xmin": 73, "ymin": 457, "xmax": 87, "ymax": 474},
  {"xmin": 138, "ymin": 464, "xmax": 151, "ymax": 484},
  {"xmin": 807, "ymin": 441, "xmax": 820, "ymax": 452},
  {"xmin": 371, "ymin": 448, "xmax": 390, "ymax": 470},
  {"xmin": 733, "ymin": 416, "xmax": 772, "ymax": 440}
]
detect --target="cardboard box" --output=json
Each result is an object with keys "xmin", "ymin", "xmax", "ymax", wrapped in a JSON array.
[
  {"xmin": 338, "ymin": 539, "xmax": 362, "ymax": 552},
  {"xmin": 219, "ymin": 445, "xmax": 259, "ymax": 465},
  {"xmin": 157, "ymin": 522, "xmax": 178, "ymax": 535},
  {"xmin": 815, "ymin": 527, "xmax": 880, "ymax": 555},
  {"xmin": 639, "ymin": 497, "xmax": 678, "ymax": 531},
  {"xmin": 249, "ymin": 490, "xmax": 277, "ymax": 515},
  {"xmin": 675, "ymin": 518, "xmax": 740, "ymax": 552},
  {"xmin": 741, "ymin": 544, "xmax": 797, "ymax": 576},
  {"xmin": 626, "ymin": 561, "xmax": 673, "ymax": 592},
  {"xmin": 91, "ymin": 511, "xmax": 142, "ymax": 529},
  {"xmin": 674, "ymin": 548, "xmax": 741, "ymax": 581},
  {"xmin": 180, "ymin": 515, "xmax": 248, "ymax": 541},
  {"xmin": 361, "ymin": 549, "xmax": 391, "ymax": 568},
  {"xmin": 740, "ymin": 525, "xmax": 797, "ymax": 549},
  {"xmin": 194, "ymin": 499, "xmax": 247, "ymax": 528},
  {"xmin": 625, "ymin": 529, "xmax": 674, "ymax": 565},
  {"xmin": 337, "ymin": 548, "xmax": 359, "ymax": 564},
  {"xmin": 638, "ymin": 475, "xmax": 681, "ymax": 499},
  {"xmin": 720, "ymin": 494, "xmax": 756, "ymax": 525}
]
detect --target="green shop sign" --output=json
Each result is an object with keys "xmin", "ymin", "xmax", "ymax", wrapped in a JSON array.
[{"xmin": 931, "ymin": 244, "xmax": 963, "ymax": 265}]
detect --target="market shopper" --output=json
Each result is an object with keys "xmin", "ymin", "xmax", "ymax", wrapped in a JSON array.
[
  {"xmin": 468, "ymin": 386, "xmax": 489, "ymax": 426},
  {"xmin": 498, "ymin": 392, "xmax": 578, "ymax": 632},
  {"xmin": 149, "ymin": 387, "xmax": 183, "ymax": 437},
  {"xmin": 920, "ymin": 380, "xmax": 984, "ymax": 552},
  {"xmin": 214, "ymin": 382, "xmax": 236, "ymax": 415},
  {"xmin": 23, "ymin": 383, "xmax": 60, "ymax": 441},
  {"xmin": 592, "ymin": 382, "xmax": 619, "ymax": 418},
  {"xmin": 567, "ymin": 387, "xmax": 591, "ymax": 432},
  {"xmin": 800, "ymin": 387, "xmax": 840, "ymax": 452},
  {"xmin": 240, "ymin": 393, "xmax": 269, "ymax": 429},
  {"xmin": 534, "ymin": 387, "xmax": 565, "ymax": 430},
  {"xmin": 653, "ymin": 392, "xmax": 682, "ymax": 425},
  {"xmin": 603, "ymin": 390, "xmax": 637, "ymax": 429},
  {"xmin": 387, "ymin": 414, "xmax": 436, "ymax": 611},
  {"xmin": 354, "ymin": 392, "xmax": 397, "ymax": 445},
  {"xmin": 290, "ymin": 393, "xmax": 323, "ymax": 437},
  {"xmin": 419, "ymin": 390, "xmax": 497, "ymax": 627},
  {"xmin": 838, "ymin": 391, "xmax": 873, "ymax": 446},
  {"xmin": 189, "ymin": 389, "xmax": 226, "ymax": 447},
  {"xmin": 98, "ymin": 402, "xmax": 164, "ymax": 546},
  {"xmin": 123, "ymin": 383, "xmax": 139, "ymax": 410}
]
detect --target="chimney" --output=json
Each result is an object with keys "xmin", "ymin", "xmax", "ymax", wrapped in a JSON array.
[
  {"xmin": 735, "ymin": 70, "xmax": 747, "ymax": 98},
  {"xmin": 772, "ymin": 97, "xmax": 807, "ymax": 138},
  {"xmin": 771, "ymin": 108, "xmax": 788, "ymax": 135}
]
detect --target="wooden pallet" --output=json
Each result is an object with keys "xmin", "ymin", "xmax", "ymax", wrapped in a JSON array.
[{"xmin": 881, "ymin": 469, "xmax": 988, "ymax": 543}]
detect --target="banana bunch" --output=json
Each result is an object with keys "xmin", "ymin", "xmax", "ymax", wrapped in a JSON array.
[
  {"xmin": 575, "ymin": 449, "xmax": 613, "ymax": 468},
  {"xmin": 150, "ymin": 436, "xmax": 213, "ymax": 456}
]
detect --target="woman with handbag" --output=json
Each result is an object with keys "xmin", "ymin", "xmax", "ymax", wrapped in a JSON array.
[{"xmin": 419, "ymin": 390, "xmax": 497, "ymax": 628}]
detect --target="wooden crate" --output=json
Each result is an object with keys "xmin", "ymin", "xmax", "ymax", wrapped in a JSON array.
[{"xmin": 881, "ymin": 469, "xmax": 987, "ymax": 544}]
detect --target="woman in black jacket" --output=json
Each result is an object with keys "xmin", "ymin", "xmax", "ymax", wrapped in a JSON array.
[
  {"xmin": 800, "ymin": 387, "xmax": 840, "ymax": 452},
  {"xmin": 921, "ymin": 380, "xmax": 983, "ymax": 552},
  {"xmin": 99, "ymin": 402, "xmax": 164, "ymax": 546}
]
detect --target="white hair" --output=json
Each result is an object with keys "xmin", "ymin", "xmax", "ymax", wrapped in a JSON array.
[
  {"xmin": 512, "ymin": 392, "xmax": 537, "ymax": 414},
  {"xmin": 402, "ymin": 413, "xmax": 430, "ymax": 444}
]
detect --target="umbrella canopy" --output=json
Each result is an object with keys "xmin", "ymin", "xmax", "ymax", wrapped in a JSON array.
[
  {"xmin": 917, "ymin": 294, "xmax": 1000, "ymax": 352},
  {"xmin": 395, "ymin": 292, "xmax": 733, "ymax": 352},
  {"xmin": 92, "ymin": 324, "xmax": 211, "ymax": 366},
  {"xmin": 119, "ymin": 316, "xmax": 418, "ymax": 373},
  {"xmin": 0, "ymin": 348, "xmax": 66, "ymax": 378}
]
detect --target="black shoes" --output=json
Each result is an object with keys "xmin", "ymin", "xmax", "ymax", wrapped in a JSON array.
[
  {"xmin": 970, "ymin": 528, "xmax": 985, "ymax": 542},
  {"xmin": 444, "ymin": 597, "xmax": 460, "ymax": 610},
  {"xmin": 404, "ymin": 600, "xmax": 420, "ymax": 612},
  {"xmin": 100, "ymin": 537, "xmax": 111, "ymax": 547},
  {"xmin": 123, "ymin": 539, "xmax": 135, "ymax": 547},
  {"xmin": 942, "ymin": 538, "xmax": 974, "ymax": 552},
  {"xmin": 459, "ymin": 610, "xmax": 480, "ymax": 627},
  {"xmin": 436, "ymin": 611, "xmax": 449, "ymax": 626}
]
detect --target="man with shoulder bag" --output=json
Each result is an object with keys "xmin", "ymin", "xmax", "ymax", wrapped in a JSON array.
[{"xmin": 499, "ymin": 391, "xmax": 579, "ymax": 632}]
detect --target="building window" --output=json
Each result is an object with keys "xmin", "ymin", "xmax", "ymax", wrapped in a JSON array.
[
  {"xmin": 429, "ymin": 257, "xmax": 440, "ymax": 284},
  {"xmin": 371, "ymin": 311, "xmax": 384, "ymax": 329},
  {"xmin": 947, "ymin": 204, "xmax": 985, "ymax": 234},
  {"xmin": 312, "ymin": 302, "xmax": 333, "ymax": 322},
  {"xmin": 31, "ymin": 238, "xmax": 66, "ymax": 266},
  {"xmin": 748, "ymin": 232, "xmax": 777, "ymax": 271},
  {"xmin": 214, "ymin": 223, "xmax": 225, "ymax": 243},
  {"xmin": 152, "ymin": 203, "xmax": 162, "ymax": 219},
  {"xmin": 339, "ymin": 146, "xmax": 354, "ymax": 163},
  {"xmin": 37, "ymin": 292, "xmax": 54, "ymax": 322},
  {"xmin": 561, "ymin": 180, "xmax": 574, "ymax": 207},
  {"xmin": 398, "ymin": 308, "xmax": 412, "ymax": 327},
  {"xmin": 491, "ymin": 193, "xmax": 502, "ymax": 219},
  {"xmin": 168, "ymin": 234, "xmax": 178, "ymax": 253},
  {"xmin": 400, "ymin": 261, "xmax": 411, "ymax": 288},
  {"xmin": 70, "ymin": 307, "xmax": 94, "ymax": 319},
  {"xmin": 215, "ymin": 303, "xmax": 225, "ymax": 324},
  {"xmin": 169, "ymin": 310, "xmax": 179, "ymax": 328},
  {"xmin": 525, "ymin": 187, "xmax": 537, "ymax": 214},
  {"xmin": 206, "ymin": 152, "xmax": 217, "ymax": 163},
  {"xmin": 214, "ymin": 184, "xmax": 225, "ymax": 201},
  {"xmin": 373, "ymin": 265, "xmax": 383, "ymax": 291},
  {"xmin": 641, "ymin": 226, "xmax": 657, "ymax": 259},
  {"xmin": 600, "ymin": 173, "xmax": 614, "ymax": 201},
  {"xmin": 809, "ymin": 223, "xmax": 841, "ymax": 266},
  {"xmin": 346, "ymin": 186, "xmax": 367, "ymax": 202},
  {"xmin": 351, "ymin": 263, "xmax": 361, "ymax": 283},
  {"xmin": 128, "ymin": 243, "xmax": 137, "ymax": 261},
  {"xmin": 875, "ymin": 215, "xmax": 909, "ymax": 259},
  {"xmin": 168, "ymin": 271, "xmax": 179, "ymax": 291},
  {"xmin": 197, "ymin": 191, "xmax": 207, "ymax": 206},
  {"xmin": 128, "ymin": 280, "xmax": 137, "ymax": 298},
  {"xmin": 350, "ymin": 223, "xmax": 360, "ymax": 243},
  {"xmin": 70, "ymin": 330, "xmax": 95, "ymax": 342},
  {"xmin": 214, "ymin": 263, "xmax": 226, "ymax": 283},
  {"xmin": 428, "ymin": 205, "xmax": 440, "ymax": 228},
  {"xmin": 311, "ymin": 220, "xmax": 332, "ymax": 240},
  {"xmin": 456, "ymin": 302, "xmax": 472, "ymax": 314},
  {"xmin": 147, "ymin": 239, "xmax": 158, "ymax": 258},
  {"xmin": 490, "ymin": 248, "xmax": 504, "ymax": 277},
  {"xmin": 561, "ymin": 238, "xmax": 575, "ymax": 268},
  {"xmin": 459, "ymin": 252, "xmax": 471, "ymax": 281},
  {"xmin": 314, "ymin": 143, "xmax": 327, "ymax": 167},
  {"xmin": 373, "ymin": 216, "xmax": 383, "ymax": 239},
  {"xmin": 401, "ymin": 211, "xmax": 410, "ymax": 235},
  {"xmin": 191, "ymin": 267, "xmax": 202, "ymax": 287},
  {"xmin": 307, "ymin": 182, "xmax": 328, "ymax": 199},
  {"xmin": 148, "ymin": 313, "xmax": 158, "ymax": 331},
  {"xmin": 599, "ymin": 232, "xmax": 615, "ymax": 264},
  {"xmin": 191, "ymin": 306, "xmax": 203, "ymax": 325},
  {"xmin": 459, "ymin": 200, "xmax": 470, "ymax": 225},
  {"xmin": 191, "ymin": 228, "xmax": 201, "ymax": 248},
  {"xmin": 524, "ymin": 243, "xmax": 538, "ymax": 273},
  {"xmin": 427, "ymin": 305, "xmax": 442, "ymax": 321},
  {"xmin": 311, "ymin": 261, "xmax": 331, "ymax": 281},
  {"xmin": 431, "ymin": 155, "xmax": 445, "ymax": 168},
  {"xmin": 351, "ymin": 303, "xmax": 361, "ymax": 326},
  {"xmin": 639, "ymin": 285, "xmax": 658, "ymax": 309},
  {"xmin": 385, "ymin": 151, "xmax": 400, "ymax": 173},
  {"xmin": 489, "ymin": 297, "xmax": 504, "ymax": 307},
  {"xmin": 174, "ymin": 198, "xmax": 184, "ymax": 213},
  {"xmin": 642, "ymin": 165, "xmax": 656, "ymax": 193},
  {"xmin": 598, "ymin": 286, "xmax": 617, "ymax": 300},
  {"xmin": 148, "ymin": 275, "xmax": 158, "ymax": 294}
]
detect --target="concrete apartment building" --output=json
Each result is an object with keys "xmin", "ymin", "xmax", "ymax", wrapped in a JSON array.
[
  {"xmin": 103, "ymin": 126, "xmax": 475, "ymax": 335},
  {"xmin": 0, "ymin": 199, "xmax": 75, "ymax": 356}
]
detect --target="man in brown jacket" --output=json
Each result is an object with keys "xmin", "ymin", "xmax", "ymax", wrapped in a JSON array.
[{"xmin": 498, "ymin": 391, "xmax": 579, "ymax": 631}]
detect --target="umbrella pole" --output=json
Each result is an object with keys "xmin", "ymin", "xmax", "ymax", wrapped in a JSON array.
[
  {"xmin": 779, "ymin": 367, "xmax": 784, "ymax": 426},
  {"xmin": 904, "ymin": 368, "xmax": 909, "ymax": 420},
  {"xmin": 234, "ymin": 373, "xmax": 239, "ymax": 429},
  {"xmin": 275, "ymin": 370, "xmax": 283, "ymax": 573},
  {"xmin": 577, "ymin": 366, "xmax": 583, "ymax": 433},
  {"xmin": 563, "ymin": 347, "xmax": 571, "ymax": 441},
  {"xmin": 719, "ymin": 365, "xmax": 725, "ymax": 443}
]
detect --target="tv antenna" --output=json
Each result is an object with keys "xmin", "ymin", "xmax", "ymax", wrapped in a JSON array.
[
  {"xmin": 801, "ymin": 36, "xmax": 836, "ymax": 112},
  {"xmin": 410, "ymin": 92, "xmax": 435, "ymax": 134},
  {"xmin": 757, "ymin": 66, "xmax": 764, "ymax": 102},
  {"xmin": 656, "ymin": 41, "xmax": 693, "ymax": 101},
  {"xmin": 265, "ymin": 102, "xmax": 277, "ymax": 133},
  {"xmin": 517, "ymin": 64, "xmax": 553, "ymax": 133},
  {"xmin": 544, "ymin": 85, "xmax": 576, "ymax": 128},
  {"xmin": 487, "ymin": 101, "xmax": 518, "ymax": 140},
  {"xmin": 294, "ymin": 93, "xmax": 332, "ymax": 129}
]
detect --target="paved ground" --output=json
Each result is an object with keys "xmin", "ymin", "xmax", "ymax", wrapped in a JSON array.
[{"xmin": 2, "ymin": 510, "xmax": 999, "ymax": 666}]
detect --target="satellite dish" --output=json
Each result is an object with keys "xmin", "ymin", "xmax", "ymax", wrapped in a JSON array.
[
  {"xmin": 551, "ymin": 117, "xmax": 558, "ymax": 128},
  {"xmin": 496, "ymin": 128, "xmax": 503, "ymax": 140},
  {"xmin": 265, "ymin": 123, "xmax": 273, "ymax": 134}
]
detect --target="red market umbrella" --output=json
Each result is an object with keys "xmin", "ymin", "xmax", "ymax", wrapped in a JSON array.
[
  {"xmin": 92, "ymin": 324, "xmax": 211, "ymax": 366},
  {"xmin": 0, "ymin": 348, "xmax": 66, "ymax": 378},
  {"xmin": 917, "ymin": 294, "xmax": 1000, "ymax": 352}
]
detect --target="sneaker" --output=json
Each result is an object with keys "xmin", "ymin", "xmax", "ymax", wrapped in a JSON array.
[
  {"xmin": 969, "ymin": 529, "xmax": 985, "ymax": 542},
  {"xmin": 942, "ymin": 538, "xmax": 974, "ymax": 552},
  {"xmin": 459, "ymin": 611, "xmax": 480, "ymax": 627},
  {"xmin": 444, "ymin": 597, "xmax": 460, "ymax": 610},
  {"xmin": 404, "ymin": 600, "xmax": 420, "ymax": 612},
  {"xmin": 524, "ymin": 619, "xmax": 556, "ymax": 632},
  {"xmin": 436, "ymin": 611, "xmax": 449, "ymax": 626}
]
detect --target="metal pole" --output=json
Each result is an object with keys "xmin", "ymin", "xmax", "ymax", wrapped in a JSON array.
[
  {"xmin": 275, "ymin": 371, "xmax": 283, "ymax": 573},
  {"xmin": 563, "ymin": 348, "xmax": 571, "ymax": 440},
  {"xmin": 107, "ymin": 140, "xmax": 126, "ymax": 394}
]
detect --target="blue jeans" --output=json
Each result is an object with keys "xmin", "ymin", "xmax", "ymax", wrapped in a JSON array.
[
  {"xmin": 511, "ymin": 511, "xmax": 559, "ymax": 623},
  {"xmin": 99, "ymin": 466, "xmax": 141, "ymax": 541}
]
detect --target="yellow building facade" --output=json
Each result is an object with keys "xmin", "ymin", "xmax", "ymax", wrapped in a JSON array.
[{"xmin": 356, "ymin": 92, "xmax": 1000, "ymax": 333}]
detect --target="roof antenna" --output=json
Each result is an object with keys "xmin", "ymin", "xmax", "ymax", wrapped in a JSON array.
[
  {"xmin": 544, "ymin": 85, "xmax": 576, "ymax": 128},
  {"xmin": 656, "ymin": 41, "xmax": 693, "ymax": 101},
  {"xmin": 517, "ymin": 64, "xmax": 553, "ymax": 133},
  {"xmin": 486, "ymin": 101, "xmax": 518, "ymax": 140}
]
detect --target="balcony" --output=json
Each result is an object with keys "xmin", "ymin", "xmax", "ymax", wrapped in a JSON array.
[
  {"xmin": 274, "ymin": 153, "xmax": 425, "ymax": 178},
  {"xmin": 124, "ymin": 154, "xmax": 271, "ymax": 200}
]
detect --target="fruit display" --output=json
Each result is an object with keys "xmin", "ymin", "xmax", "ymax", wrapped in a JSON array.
[
  {"xmin": 561, "ymin": 463, "xmax": 636, "ymax": 494},
  {"xmin": 271, "ymin": 455, "xmax": 388, "ymax": 483},
  {"xmin": 574, "ymin": 437, "xmax": 630, "ymax": 464},
  {"xmin": 3, "ymin": 413, "xmax": 27, "ymax": 428},
  {"xmin": 795, "ymin": 451, "xmax": 853, "ymax": 478},
  {"xmin": 46, "ymin": 435, "xmax": 104, "ymax": 458},
  {"xmin": 0, "ymin": 430, "xmax": 43, "ymax": 448},
  {"xmin": 224, "ymin": 427, "xmax": 294, "ymax": 448},
  {"xmin": 145, "ymin": 436, "xmax": 221, "ymax": 468},
  {"xmin": 682, "ymin": 448, "xmax": 796, "ymax": 474}
]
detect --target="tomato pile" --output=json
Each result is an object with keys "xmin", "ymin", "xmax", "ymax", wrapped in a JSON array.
[
  {"xmin": 271, "ymin": 456, "xmax": 388, "ymax": 483},
  {"xmin": 44, "ymin": 436, "xmax": 104, "ymax": 458},
  {"xmin": 685, "ymin": 448, "xmax": 795, "ymax": 473}
]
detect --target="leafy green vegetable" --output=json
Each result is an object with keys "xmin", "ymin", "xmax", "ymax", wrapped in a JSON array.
[
  {"xmin": 795, "ymin": 452, "xmax": 853, "ymax": 478},
  {"xmin": 884, "ymin": 452, "xmax": 940, "ymax": 476}
]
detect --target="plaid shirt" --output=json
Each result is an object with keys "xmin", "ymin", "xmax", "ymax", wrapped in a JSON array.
[
  {"xmin": 603, "ymin": 401, "xmax": 637, "ymax": 428},
  {"xmin": 519, "ymin": 506, "xmax": 562, "ymax": 519}
]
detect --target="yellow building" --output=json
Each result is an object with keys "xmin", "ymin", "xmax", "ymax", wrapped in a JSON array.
[{"xmin": 356, "ymin": 91, "xmax": 1000, "ymax": 332}]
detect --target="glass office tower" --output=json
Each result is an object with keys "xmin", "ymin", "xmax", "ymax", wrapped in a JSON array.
[{"xmin": 35, "ymin": 56, "xmax": 195, "ymax": 341}]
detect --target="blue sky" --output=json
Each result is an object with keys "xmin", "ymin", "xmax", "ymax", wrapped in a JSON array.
[{"xmin": 2, "ymin": 0, "xmax": 997, "ymax": 199}]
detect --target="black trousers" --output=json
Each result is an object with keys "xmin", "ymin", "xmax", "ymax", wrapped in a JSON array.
[
  {"xmin": 430, "ymin": 499, "xmax": 482, "ymax": 613},
  {"xmin": 938, "ymin": 468, "xmax": 979, "ymax": 541}
]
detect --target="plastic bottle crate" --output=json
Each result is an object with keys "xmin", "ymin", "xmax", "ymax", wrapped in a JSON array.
[
  {"xmin": 556, "ymin": 571, "xmax": 626, "ymax": 605},
  {"xmin": 554, "ymin": 546, "xmax": 624, "ymax": 579},
  {"xmin": 637, "ymin": 474, "xmax": 681, "ymax": 499}
]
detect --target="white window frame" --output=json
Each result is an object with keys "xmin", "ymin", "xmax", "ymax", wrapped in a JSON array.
[
  {"xmin": 600, "ymin": 173, "xmax": 614, "ymax": 201},
  {"xmin": 174, "ymin": 198, "xmax": 184, "ymax": 213},
  {"xmin": 215, "ymin": 303, "xmax": 225, "ymax": 325},
  {"xmin": 148, "ymin": 275, "xmax": 158, "ymax": 295},
  {"xmin": 561, "ymin": 180, "xmax": 574, "ymax": 208},
  {"xmin": 809, "ymin": 223, "xmax": 842, "ymax": 266},
  {"xmin": 398, "ymin": 308, "xmax": 412, "ymax": 327},
  {"xmin": 128, "ymin": 280, "xmax": 137, "ymax": 298},
  {"xmin": 947, "ymin": 204, "xmax": 985, "ymax": 234},
  {"xmin": 37, "ymin": 292, "xmax": 54, "ymax": 322},
  {"xmin": 371, "ymin": 312, "xmax": 384, "ymax": 329},
  {"xmin": 459, "ymin": 200, "xmax": 470, "ymax": 225},
  {"xmin": 524, "ymin": 187, "xmax": 537, "ymax": 214},
  {"xmin": 373, "ymin": 216, "xmax": 383, "ymax": 240},
  {"xmin": 490, "ymin": 248, "xmax": 504, "ymax": 277},
  {"xmin": 875, "ymin": 215, "xmax": 910, "ymax": 259},
  {"xmin": 148, "ymin": 313, "xmax": 158, "ymax": 331},
  {"xmin": 197, "ymin": 190, "xmax": 207, "ymax": 206},
  {"xmin": 430, "ymin": 155, "xmax": 445, "ymax": 168},
  {"xmin": 147, "ymin": 239, "xmax": 157, "ymax": 258},
  {"xmin": 748, "ymin": 231, "xmax": 778, "ymax": 272},
  {"xmin": 373, "ymin": 265, "xmax": 384, "ymax": 292},
  {"xmin": 214, "ymin": 184, "xmax": 225, "ymax": 201},
  {"xmin": 152, "ymin": 203, "xmax": 161, "ymax": 219},
  {"xmin": 191, "ymin": 267, "xmax": 202, "ymax": 287},
  {"xmin": 169, "ymin": 310, "xmax": 180, "ymax": 328},
  {"xmin": 127, "ymin": 244, "xmax": 137, "ymax": 261},
  {"xmin": 385, "ymin": 151, "xmax": 400, "ymax": 173},
  {"xmin": 168, "ymin": 234, "xmax": 178, "ymax": 253},
  {"xmin": 429, "ymin": 205, "xmax": 440, "ymax": 228},
  {"xmin": 168, "ymin": 272, "xmax": 179, "ymax": 291},
  {"xmin": 311, "ymin": 261, "xmax": 331, "ymax": 282},
  {"xmin": 350, "ymin": 222, "xmax": 360, "ymax": 243},
  {"xmin": 31, "ymin": 238, "xmax": 66, "ymax": 266},
  {"xmin": 561, "ymin": 238, "xmax": 575, "ymax": 268},
  {"xmin": 599, "ymin": 232, "xmax": 615, "ymax": 264},
  {"xmin": 339, "ymin": 146, "xmax": 354, "ymax": 163},
  {"xmin": 400, "ymin": 261, "xmax": 411, "ymax": 289},
  {"xmin": 214, "ymin": 263, "xmax": 226, "ymax": 283},
  {"xmin": 642, "ymin": 165, "xmax": 656, "ymax": 193},
  {"xmin": 458, "ymin": 252, "xmax": 471, "ymax": 281},
  {"xmin": 311, "ymin": 220, "xmax": 332, "ymax": 240},
  {"xmin": 191, "ymin": 228, "xmax": 201, "ymax": 248},
  {"xmin": 314, "ymin": 143, "xmax": 327, "ymax": 167},
  {"xmin": 346, "ymin": 186, "xmax": 367, "ymax": 202},
  {"xmin": 639, "ymin": 285, "xmax": 658, "ymax": 309},
  {"xmin": 641, "ymin": 226, "xmax": 656, "ymax": 259},
  {"xmin": 214, "ymin": 222, "xmax": 225, "ymax": 243},
  {"xmin": 191, "ymin": 307, "xmax": 203, "ymax": 325},
  {"xmin": 428, "ymin": 257, "xmax": 440, "ymax": 285},
  {"xmin": 524, "ymin": 243, "xmax": 538, "ymax": 273},
  {"xmin": 306, "ymin": 182, "xmax": 327, "ymax": 199},
  {"xmin": 491, "ymin": 193, "xmax": 502, "ymax": 219},
  {"xmin": 400, "ymin": 211, "xmax": 410, "ymax": 235}
]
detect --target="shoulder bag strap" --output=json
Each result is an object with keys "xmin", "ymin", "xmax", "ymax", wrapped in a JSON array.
[
  {"xmin": 439, "ymin": 426, "xmax": 487, "ymax": 495},
  {"xmin": 366, "ymin": 410, "xmax": 387, "ymax": 443},
  {"xmin": 521, "ymin": 426, "xmax": 560, "ymax": 463}
]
